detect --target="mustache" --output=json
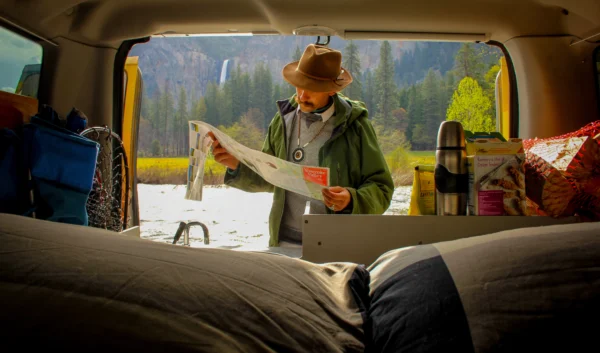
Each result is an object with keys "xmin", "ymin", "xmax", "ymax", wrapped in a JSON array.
[{"xmin": 295, "ymin": 97, "xmax": 314, "ymax": 107}]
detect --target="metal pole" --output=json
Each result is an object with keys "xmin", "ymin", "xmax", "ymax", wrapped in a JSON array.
[{"xmin": 184, "ymin": 227, "xmax": 190, "ymax": 246}]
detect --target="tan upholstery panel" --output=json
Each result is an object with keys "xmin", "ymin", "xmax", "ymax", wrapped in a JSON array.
[{"xmin": 506, "ymin": 36, "xmax": 600, "ymax": 139}]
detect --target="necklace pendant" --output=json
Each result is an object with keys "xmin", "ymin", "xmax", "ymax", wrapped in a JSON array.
[{"xmin": 292, "ymin": 147, "xmax": 305, "ymax": 163}]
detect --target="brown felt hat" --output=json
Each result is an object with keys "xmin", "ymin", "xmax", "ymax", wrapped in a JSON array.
[{"xmin": 282, "ymin": 44, "xmax": 353, "ymax": 92}]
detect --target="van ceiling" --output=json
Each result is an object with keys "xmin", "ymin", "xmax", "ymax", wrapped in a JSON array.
[{"xmin": 1, "ymin": 0, "xmax": 599, "ymax": 46}]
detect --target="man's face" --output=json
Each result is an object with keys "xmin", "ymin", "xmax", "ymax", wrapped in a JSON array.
[{"xmin": 295, "ymin": 87, "xmax": 335, "ymax": 113}]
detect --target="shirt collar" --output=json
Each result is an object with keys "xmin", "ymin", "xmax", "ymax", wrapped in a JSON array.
[
  {"xmin": 315, "ymin": 101, "xmax": 336, "ymax": 123},
  {"xmin": 295, "ymin": 98, "xmax": 336, "ymax": 123}
]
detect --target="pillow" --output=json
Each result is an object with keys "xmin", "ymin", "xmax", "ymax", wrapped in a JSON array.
[
  {"xmin": 0, "ymin": 213, "xmax": 368, "ymax": 353},
  {"xmin": 366, "ymin": 222, "xmax": 600, "ymax": 353}
]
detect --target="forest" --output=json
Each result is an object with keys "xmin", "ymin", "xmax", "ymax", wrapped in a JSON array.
[
  {"xmin": 137, "ymin": 40, "xmax": 502, "ymax": 184},
  {"xmin": 139, "ymin": 41, "xmax": 501, "ymax": 154}
]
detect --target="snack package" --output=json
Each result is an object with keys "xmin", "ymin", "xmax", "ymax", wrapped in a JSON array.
[
  {"xmin": 408, "ymin": 165, "xmax": 436, "ymax": 215},
  {"xmin": 466, "ymin": 132, "xmax": 527, "ymax": 216}
]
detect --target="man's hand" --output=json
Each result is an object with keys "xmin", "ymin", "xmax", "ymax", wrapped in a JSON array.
[
  {"xmin": 208, "ymin": 131, "xmax": 240, "ymax": 171},
  {"xmin": 322, "ymin": 186, "xmax": 351, "ymax": 212}
]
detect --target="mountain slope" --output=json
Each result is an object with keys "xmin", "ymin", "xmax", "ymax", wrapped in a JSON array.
[{"xmin": 129, "ymin": 36, "xmax": 417, "ymax": 101}]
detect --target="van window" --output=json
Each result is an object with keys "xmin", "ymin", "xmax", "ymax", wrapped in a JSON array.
[{"xmin": 0, "ymin": 26, "xmax": 43, "ymax": 98}]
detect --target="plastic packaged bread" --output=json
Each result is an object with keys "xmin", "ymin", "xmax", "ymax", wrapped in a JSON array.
[
  {"xmin": 524, "ymin": 122, "xmax": 600, "ymax": 219},
  {"xmin": 527, "ymin": 136, "xmax": 600, "ymax": 180},
  {"xmin": 524, "ymin": 152, "xmax": 577, "ymax": 218}
]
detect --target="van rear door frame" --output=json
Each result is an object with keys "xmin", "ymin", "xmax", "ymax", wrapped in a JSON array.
[
  {"xmin": 113, "ymin": 37, "xmax": 150, "ymax": 228},
  {"xmin": 487, "ymin": 40, "xmax": 519, "ymax": 138}
]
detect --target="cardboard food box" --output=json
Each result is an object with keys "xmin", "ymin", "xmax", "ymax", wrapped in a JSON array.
[{"xmin": 466, "ymin": 132, "xmax": 526, "ymax": 216}]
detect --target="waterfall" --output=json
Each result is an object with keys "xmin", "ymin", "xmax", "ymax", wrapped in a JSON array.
[{"xmin": 219, "ymin": 59, "xmax": 229, "ymax": 86}]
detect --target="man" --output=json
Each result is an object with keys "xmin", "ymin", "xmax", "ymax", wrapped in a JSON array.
[{"xmin": 210, "ymin": 44, "xmax": 394, "ymax": 247}]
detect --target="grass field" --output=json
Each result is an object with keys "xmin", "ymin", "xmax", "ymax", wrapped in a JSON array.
[
  {"xmin": 385, "ymin": 151, "xmax": 436, "ymax": 186},
  {"xmin": 408, "ymin": 151, "xmax": 436, "ymax": 165},
  {"xmin": 137, "ymin": 157, "xmax": 226, "ymax": 185},
  {"xmin": 137, "ymin": 151, "xmax": 435, "ymax": 186}
]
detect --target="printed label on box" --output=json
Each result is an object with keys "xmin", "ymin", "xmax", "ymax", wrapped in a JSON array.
[
  {"xmin": 466, "ymin": 132, "xmax": 526, "ymax": 216},
  {"xmin": 478, "ymin": 190, "xmax": 504, "ymax": 215}
]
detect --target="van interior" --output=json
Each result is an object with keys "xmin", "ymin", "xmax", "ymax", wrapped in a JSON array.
[{"xmin": 1, "ymin": 0, "xmax": 600, "ymax": 351}]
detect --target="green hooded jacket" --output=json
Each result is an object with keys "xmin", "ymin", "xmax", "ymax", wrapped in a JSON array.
[{"xmin": 224, "ymin": 93, "xmax": 394, "ymax": 246}]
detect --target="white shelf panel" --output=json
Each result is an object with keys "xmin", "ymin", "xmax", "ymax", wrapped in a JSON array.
[{"xmin": 301, "ymin": 215, "xmax": 581, "ymax": 265}]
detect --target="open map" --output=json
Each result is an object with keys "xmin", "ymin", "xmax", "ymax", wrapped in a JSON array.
[{"xmin": 185, "ymin": 121, "xmax": 330, "ymax": 201}]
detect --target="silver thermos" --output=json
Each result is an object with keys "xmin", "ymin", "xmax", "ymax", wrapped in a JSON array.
[{"xmin": 435, "ymin": 121, "xmax": 468, "ymax": 215}]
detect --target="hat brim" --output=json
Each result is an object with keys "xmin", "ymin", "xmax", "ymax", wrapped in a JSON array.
[{"xmin": 282, "ymin": 61, "xmax": 353, "ymax": 93}]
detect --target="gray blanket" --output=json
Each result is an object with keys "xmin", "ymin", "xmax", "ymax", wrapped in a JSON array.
[{"xmin": 0, "ymin": 214, "xmax": 367, "ymax": 352}]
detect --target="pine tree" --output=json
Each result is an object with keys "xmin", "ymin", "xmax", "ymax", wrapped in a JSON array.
[
  {"xmin": 446, "ymin": 77, "xmax": 495, "ymax": 132},
  {"xmin": 141, "ymin": 92, "xmax": 152, "ymax": 123},
  {"xmin": 151, "ymin": 139, "xmax": 161, "ymax": 157},
  {"xmin": 250, "ymin": 63, "xmax": 274, "ymax": 131},
  {"xmin": 362, "ymin": 69, "xmax": 375, "ymax": 114},
  {"xmin": 189, "ymin": 86, "xmax": 197, "ymax": 108},
  {"xmin": 406, "ymin": 85, "xmax": 423, "ymax": 146},
  {"xmin": 204, "ymin": 82, "xmax": 219, "ymax": 126},
  {"xmin": 150, "ymin": 88, "xmax": 162, "ymax": 141},
  {"xmin": 453, "ymin": 43, "xmax": 484, "ymax": 84},
  {"xmin": 396, "ymin": 45, "xmax": 417, "ymax": 86},
  {"xmin": 374, "ymin": 41, "xmax": 397, "ymax": 128},
  {"xmin": 217, "ymin": 80, "xmax": 234, "ymax": 126},
  {"xmin": 398, "ymin": 87, "xmax": 410, "ymax": 110},
  {"xmin": 138, "ymin": 94, "xmax": 155, "ymax": 155},
  {"xmin": 250, "ymin": 64, "xmax": 264, "ymax": 128},
  {"xmin": 411, "ymin": 124, "xmax": 429, "ymax": 150},
  {"xmin": 228, "ymin": 64, "xmax": 251, "ymax": 123},
  {"xmin": 174, "ymin": 86, "xmax": 188, "ymax": 155},
  {"xmin": 160, "ymin": 82, "xmax": 174, "ymax": 155},
  {"xmin": 420, "ymin": 69, "xmax": 443, "ymax": 150},
  {"xmin": 342, "ymin": 40, "xmax": 362, "ymax": 101},
  {"xmin": 192, "ymin": 96, "xmax": 207, "ymax": 121},
  {"xmin": 443, "ymin": 71, "xmax": 456, "ymax": 107},
  {"xmin": 239, "ymin": 70, "xmax": 251, "ymax": 118},
  {"xmin": 229, "ymin": 65, "xmax": 243, "ymax": 122},
  {"xmin": 263, "ymin": 67, "xmax": 275, "ymax": 122}
]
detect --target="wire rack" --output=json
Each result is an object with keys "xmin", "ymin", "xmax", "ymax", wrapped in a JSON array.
[{"xmin": 80, "ymin": 126, "xmax": 130, "ymax": 232}]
